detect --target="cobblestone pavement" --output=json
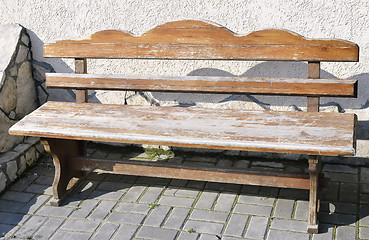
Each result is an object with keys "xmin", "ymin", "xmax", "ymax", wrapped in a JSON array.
[{"xmin": 0, "ymin": 143, "xmax": 368, "ymax": 239}]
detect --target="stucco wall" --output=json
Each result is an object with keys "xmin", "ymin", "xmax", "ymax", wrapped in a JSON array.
[{"xmin": 1, "ymin": 1, "xmax": 369, "ymax": 157}]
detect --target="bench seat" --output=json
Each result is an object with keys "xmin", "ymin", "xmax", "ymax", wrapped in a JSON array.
[{"xmin": 10, "ymin": 101, "xmax": 356, "ymax": 156}]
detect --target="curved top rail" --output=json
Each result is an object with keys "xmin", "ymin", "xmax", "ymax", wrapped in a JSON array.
[{"xmin": 44, "ymin": 20, "xmax": 359, "ymax": 61}]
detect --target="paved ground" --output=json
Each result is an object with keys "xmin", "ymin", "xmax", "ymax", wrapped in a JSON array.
[{"xmin": 0, "ymin": 143, "xmax": 369, "ymax": 240}]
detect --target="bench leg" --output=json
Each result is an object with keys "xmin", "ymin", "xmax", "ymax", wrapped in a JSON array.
[
  {"xmin": 41, "ymin": 138, "xmax": 86, "ymax": 206},
  {"xmin": 307, "ymin": 155, "xmax": 321, "ymax": 233}
]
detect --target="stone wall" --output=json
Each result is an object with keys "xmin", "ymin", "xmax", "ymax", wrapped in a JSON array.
[{"xmin": 0, "ymin": 24, "xmax": 42, "ymax": 193}]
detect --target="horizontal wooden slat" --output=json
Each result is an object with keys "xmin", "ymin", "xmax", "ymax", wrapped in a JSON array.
[
  {"xmin": 9, "ymin": 101, "xmax": 356, "ymax": 156},
  {"xmin": 46, "ymin": 73, "xmax": 358, "ymax": 97},
  {"xmin": 69, "ymin": 157, "xmax": 311, "ymax": 189},
  {"xmin": 43, "ymin": 20, "xmax": 359, "ymax": 61}
]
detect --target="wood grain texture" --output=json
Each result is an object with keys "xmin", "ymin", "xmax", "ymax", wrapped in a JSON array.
[
  {"xmin": 46, "ymin": 73, "xmax": 358, "ymax": 97},
  {"xmin": 44, "ymin": 20, "xmax": 359, "ymax": 61},
  {"xmin": 9, "ymin": 101, "xmax": 356, "ymax": 156},
  {"xmin": 69, "ymin": 156, "xmax": 311, "ymax": 189}
]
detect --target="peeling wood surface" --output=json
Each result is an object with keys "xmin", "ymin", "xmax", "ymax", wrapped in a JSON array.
[
  {"xmin": 10, "ymin": 101, "xmax": 356, "ymax": 156},
  {"xmin": 43, "ymin": 20, "xmax": 359, "ymax": 61},
  {"xmin": 46, "ymin": 73, "xmax": 358, "ymax": 97}
]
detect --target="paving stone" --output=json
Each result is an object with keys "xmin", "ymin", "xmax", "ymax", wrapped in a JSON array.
[
  {"xmin": 34, "ymin": 175, "xmax": 54, "ymax": 185},
  {"xmin": 0, "ymin": 199, "xmax": 25, "ymax": 213},
  {"xmin": 61, "ymin": 218, "xmax": 100, "ymax": 233},
  {"xmin": 187, "ymin": 180, "xmax": 206, "ymax": 189},
  {"xmin": 91, "ymin": 222, "xmax": 119, "ymax": 240},
  {"xmin": 116, "ymin": 202, "xmax": 151, "ymax": 214},
  {"xmin": 139, "ymin": 185, "xmax": 164, "ymax": 203},
  {"xmin": 270, "ymin": 218, "xmax": 306, "ymax": 233},
  {"xmin": 52, "ymin": 230, "xmax": 92, "ymax": 240},
  {"xmin": 1, "ymin": 191, "xmax": 35, "ymax": 203},
  {"xmin": 361, "ymin": 194, "xmax": 369, "ymax": 204},
  {"xmin": 107, "ymin": 211, "xmax": 145, "ymax": 225},
  {"xmin": 319, "ymin": 212, "xmax": 356, "ymax": 226},
  {"xmin": 136, "ymin": 226, "xmax": 178, "ymax": 240},
  {"xmin": 158, "ymin": 195, "xmax": 195, "ymax": 208},
  {"xmin": 33, "ymin": 217, "xmax": 65, "ymax": 239},
  {"xmin": 325, "ymin": 172, "xmax": 358, "ymax": 183},
  {"xmin": 20, "ymin": 195, "xmax": 50, "ymax": 214},
  {"xmin": 88, "ymin": 200, "xmax": 116, "ymax": 220},
  {"xmin": 241, "ymin": 185, "xmax": 260, "ymax": 194},
  {"xmin": 0, "ymin": 224, "xmax": 18, "ymax": 238},
  {"xmin": 89, "ymin": 189, "xmax": 125, "ymax": 201},
  {"xmin": 320, "ymin": 201, "xmax": 357, "ymax": 215},
  {"xmin": 238, "ymin": 195, "xmax": 275, "ymax": 206},
  {"xmin": 205, "ymin": 182, "xmax": 241, "ymax": 192},
  {"xmin": 25, "ymin": 183, "xmax": 52, "ymax": 195},
  {"xmin": 136, "ymin": 176, "xmax": 171, "ymax": 186},
  {"xmin": 37, "ymin": 205, "xmax": 73, "ymax": 218},
  {"xmin": 323, "ymin": 164, "xmax": 358, "ymax": 174},
  {"xmin": 234, "ymin": 160, "xmax": 249, "ymax": 169},
  {"xmin": 216, "ymin": 159, "xmax": 233, "ymax": 168},
  {"xmin": 195, "ymin": 191, "xmax": 218, "ymax": 210},
  {"xmin": 213, "ymin": 192, "xmax": 237, "ymax": 212},
  {"xmin": 359, "ymin": 204, "xmax": 369, "ymax": 226},
  {"xmin": 339, "ymin": 183, "xmax": 358, "ymax": 203},
  {"xmin": 198, "ymin": 233, "xmax": 222, "ymax": 239},
  {"xmin": 177, "ymin": 230, "xmax": 199, "ymax": 240},
  {"xmin": 245, "ymin": 216, "xmax": 268, "ymax": 239},
  {"xmin": 164, "ymin": 187, "xmax": 200, "ymax": 198},
  {"xmin": 72, "ymin": 180, "xmax": 99, "ymax": 199},
  {"xmin": 143, "ymin": 205, "xmax": 171, "ymax": 227},
  {"xmin": 336, "ymin": 225, "xmax": 356, "ymax": 240},
  {"xmin": 163, "ymin": 207, "xmax": 190, "ymax": 230},
  {"xmin": 279, "ymin": 188, "xmax": 308, "ymax": 200},
  {"xmin": 112, "ymin": 224, "xmax": 139, "ymax": 240},
  {"xmin": 311, "ymin": 224, "xmax": 334, "ymax": 240},
  {"xmin": 121, "ymin": 185, "xmax": 147, "ymax": 202},
  {"xmin": 0, "ymin": 212, "xmax": 29, "ymax": 225},
  {"xmin": 8, "ymin": 174, "xmax": 37, "ymax": 191},
  {"xmin": 273, "ymin": 198, "xmax": 294, "ymax": 219},
  {"xmin": 267, "ymin": 229, "xmax": 309, "ymax": 240},
  {"xmin": 14, "ymin": 215, "xmax": 47, "ymax": 239},
  {"xmin": 294, "ymin": 200, "xmax": 309, "ymax": 221},
  {"xmin": 70, "ymin": 199, "xmax": 100, "ymax": 219},
  {"xmin": 359, "ymin": 226, "xmax": 369, "ymax": 239},
  {"xmin": 183, "ymin": 220, "xmax": 224, "ymax": 235},
  {"xmin": 233, "ymin": 203, "xmax": 272, "ymax": 217},
  {"xmin": 252, "ymin": 161, "xmax": 283, "ymax": 168},
  {"xmin": 259, "ymin": 187, "xmax": 279, "ymax": 197},
  {"xmin": 321, "ymin": 181, "xmax": 339, "ymax": 201},
  {"xmin": 95, "ymin": 181, "xmax": 131, "ymax": 192},
  {"xmin": 223, "ymin": 213, "xmax": 248, "ymax": 237},
  {"xmin": 190, "ymin": 209, "xmax": 229, "ymax": 223},
  {"xmin": 361, "ymin": 167, "xmax": 369, "ymax": 183}
]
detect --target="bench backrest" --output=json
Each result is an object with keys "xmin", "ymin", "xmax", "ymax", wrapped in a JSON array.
[{"xmin": 43, "ymin": 20, "xmax": 359, "ymax": 110}]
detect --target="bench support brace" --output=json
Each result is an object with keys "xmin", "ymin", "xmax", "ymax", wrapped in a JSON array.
[
  {"xmin": 41, "ymin": 138, "xmax": 86, "ymax": 206},
  {"xmin": 307, "ymin": 155, "xmax": 321, "ymax": 233}
]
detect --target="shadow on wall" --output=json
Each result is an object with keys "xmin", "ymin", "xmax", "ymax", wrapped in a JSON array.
[{"xmin": 151, "ymin": 62, "xmax": 369, "ymax": 111}]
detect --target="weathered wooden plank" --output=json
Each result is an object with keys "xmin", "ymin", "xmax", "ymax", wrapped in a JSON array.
[
  {"xmin": 46, "ymin": 73, "xmax": 358, "ymax": 97},
  {"xmin": 9, "ymin": 101, "xmax": 356, "ymax": 156},
  {"xmin": 68, "ymin": 156, "xmax": 311, "ymax": 190},
  {"xmin": 43, "ymin": 20, "xmax": 359, "ymax": 61}
]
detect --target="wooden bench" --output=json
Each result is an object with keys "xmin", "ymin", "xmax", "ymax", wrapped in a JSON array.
[{"xmin": 9, "ymin": 20, "xmax": 359, "ymax": 233}]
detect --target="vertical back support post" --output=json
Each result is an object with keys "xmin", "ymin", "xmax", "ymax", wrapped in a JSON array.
[
  {"xmin": 75, "ymin": 58, "xmax": 88, "ymax": 103},
  {"xmin": 74, "ymin": 58, "xmax": 88, "ymax": 156},
  {"xmin": 307, "ymin": 61, "xmax": 321, "ymax": 233}
]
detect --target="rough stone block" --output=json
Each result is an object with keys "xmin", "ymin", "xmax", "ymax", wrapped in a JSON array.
[
  {"xmin": 6, "ymin": 160, "xmax": 17, "ymax": 181},
  {"xmin": 0, "ymin": 170, "xmax": 8, "ymax": 193}
]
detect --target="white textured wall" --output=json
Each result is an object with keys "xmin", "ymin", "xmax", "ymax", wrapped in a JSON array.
[{"xmin": 1, "ymin": 1, "xmax": 369, "ymax": 157}]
